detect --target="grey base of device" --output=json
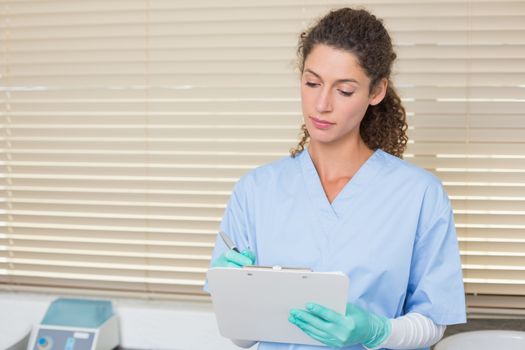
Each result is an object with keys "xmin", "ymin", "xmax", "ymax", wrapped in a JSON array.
[
  {"xmin": 6, "ymin": 331, "xmax": 31, "ymax": 350},
  {"xmin": 27, "ymin": 315, "xmax": 119, "ymax": 350}
]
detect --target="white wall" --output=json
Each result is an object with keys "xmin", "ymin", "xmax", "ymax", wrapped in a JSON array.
[{"xmin": 0, "ymin": 292, "xmax": 246, "ymax": 350}]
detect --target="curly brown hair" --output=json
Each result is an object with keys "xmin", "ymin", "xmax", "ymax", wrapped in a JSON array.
[{"xmin": 290, "ymin": 7, "xmax": 408, "ymax": 158}]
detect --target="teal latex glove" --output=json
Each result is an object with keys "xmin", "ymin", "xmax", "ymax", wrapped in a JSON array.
[
  {"xmin": 289, "ymin": 302, "xmax": 391, "ymax": 348},
  {"xmin": 211, "ymin": 249, "xmax": 256, "ymax": 268}
]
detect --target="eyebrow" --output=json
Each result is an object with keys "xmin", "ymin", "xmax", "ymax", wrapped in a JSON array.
[{"xmin": 304, "ymin": 68, "xmax": 360, "ymax": 85}]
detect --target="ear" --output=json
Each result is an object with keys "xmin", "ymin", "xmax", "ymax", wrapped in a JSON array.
[{"xmin": 369, "ymin": 78, "xmax": 388, "ymax": 106}]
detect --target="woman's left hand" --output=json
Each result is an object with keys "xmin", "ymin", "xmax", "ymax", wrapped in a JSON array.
[{"xmin": 289, "ymin": 302, "xmax": 391, "ymax": 348}]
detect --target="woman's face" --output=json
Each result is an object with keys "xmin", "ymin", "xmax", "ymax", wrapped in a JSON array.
[{"xmin": 300, "ymin": 44, "xmax": 386, "ymax": 147}]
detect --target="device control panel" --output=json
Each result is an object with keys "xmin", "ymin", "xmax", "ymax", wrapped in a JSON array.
[{"xmin": 33, "ymin": 329, "xmax": 95, "ymax": 350}]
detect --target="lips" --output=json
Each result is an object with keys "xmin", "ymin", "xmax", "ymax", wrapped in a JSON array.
[{"xmin": 309, "ymin": 116, "xmax": 335, "ymax": 129}]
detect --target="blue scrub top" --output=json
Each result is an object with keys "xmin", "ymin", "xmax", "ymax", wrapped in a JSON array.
[{"xmin": 208, "ymin": 148, "xmax": 466, "ymax": 350}]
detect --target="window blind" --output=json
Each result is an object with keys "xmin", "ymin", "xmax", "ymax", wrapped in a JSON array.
[{"xmin": 1, "ymin": 0, "xmax": 525, "ymax": 311}]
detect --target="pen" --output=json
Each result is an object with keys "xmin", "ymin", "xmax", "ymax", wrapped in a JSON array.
[{"xmin": 218, "ymin": 230, "xmax": 240, "ymax": 253}]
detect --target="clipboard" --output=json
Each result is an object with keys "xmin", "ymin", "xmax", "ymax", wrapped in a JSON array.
[{"xmin": 207, "ymin": 266, "xmax": 349, "ymax": 346}]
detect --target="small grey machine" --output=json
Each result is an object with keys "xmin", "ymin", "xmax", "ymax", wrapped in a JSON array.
[{"xmin": 27, "ymin": 298, "xmax": 120, "ymax": 350}]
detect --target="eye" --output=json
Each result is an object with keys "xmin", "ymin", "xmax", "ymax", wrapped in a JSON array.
[
  {"xmin": 305, "ymin": 81, "xmax": 320, "ymax": 88},
  {"xmin": 338, "ymin": 89, "xmax": 354, "ymax": 97}
]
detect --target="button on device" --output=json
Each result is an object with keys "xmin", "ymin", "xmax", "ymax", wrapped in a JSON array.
[{"xmin": 37, "ymin": 337, "xmax": 53, "ymax": 350}]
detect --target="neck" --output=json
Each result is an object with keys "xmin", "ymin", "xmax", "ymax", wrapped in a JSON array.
[{"xmin": 307, "ymin": 136, "xmax": 373, "ymax": 181}]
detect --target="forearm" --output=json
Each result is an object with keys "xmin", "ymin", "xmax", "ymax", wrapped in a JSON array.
[{"xmin": 369, "ymin": 313, "xmax": 446, "ymax": 349}]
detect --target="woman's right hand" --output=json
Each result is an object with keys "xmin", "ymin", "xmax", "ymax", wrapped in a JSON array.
[{"xmin": 212, "ymin": 249, "xmax": 256, "ymax": 268}]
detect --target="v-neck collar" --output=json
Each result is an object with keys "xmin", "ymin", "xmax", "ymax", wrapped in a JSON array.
[{"xmin": 298, "ymin": 147, "xmax": 384, "ymax": 224}]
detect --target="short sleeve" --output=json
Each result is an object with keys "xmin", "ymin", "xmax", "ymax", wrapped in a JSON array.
[
  {"xmin": 203, "ymin": 176, "xmax": 254, "ymax": 293},
  {"xmin": 404, "ymin": 181, "xmax": 467, "ymax": 325}
]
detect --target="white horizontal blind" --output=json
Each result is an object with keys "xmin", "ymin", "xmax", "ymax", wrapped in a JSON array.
[
  {"xmin": 392, "ymin": 1, "xmax": 525, "ymax": 300},
  {"xmin": 1, "ymin": 0, "xmax": 525, "ymax": 306}
]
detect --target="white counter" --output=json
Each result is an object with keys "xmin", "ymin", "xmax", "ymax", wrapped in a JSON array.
[{"xmin": 0, "ymin": 292, "xmax": 247, "ymax": 350}]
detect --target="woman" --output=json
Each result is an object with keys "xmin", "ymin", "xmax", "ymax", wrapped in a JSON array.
[{"xmin": 208, "ymin": 7, "xmax": 466, "ymax": 350}]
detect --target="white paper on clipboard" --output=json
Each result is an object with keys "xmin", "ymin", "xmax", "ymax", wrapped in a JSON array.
[{"xmin": 206, "ymin": 267, "xmax": 349, "ymax": 346}]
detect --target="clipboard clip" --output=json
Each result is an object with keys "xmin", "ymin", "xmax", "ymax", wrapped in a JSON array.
[{"xmin": 243, "ymin": 265, "xmax": 312, "ymax": 272}]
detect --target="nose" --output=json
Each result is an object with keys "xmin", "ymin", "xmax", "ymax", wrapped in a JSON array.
[{"xmin": 315, "ymin": 87, "xmax": 332, "ymax": 113}]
